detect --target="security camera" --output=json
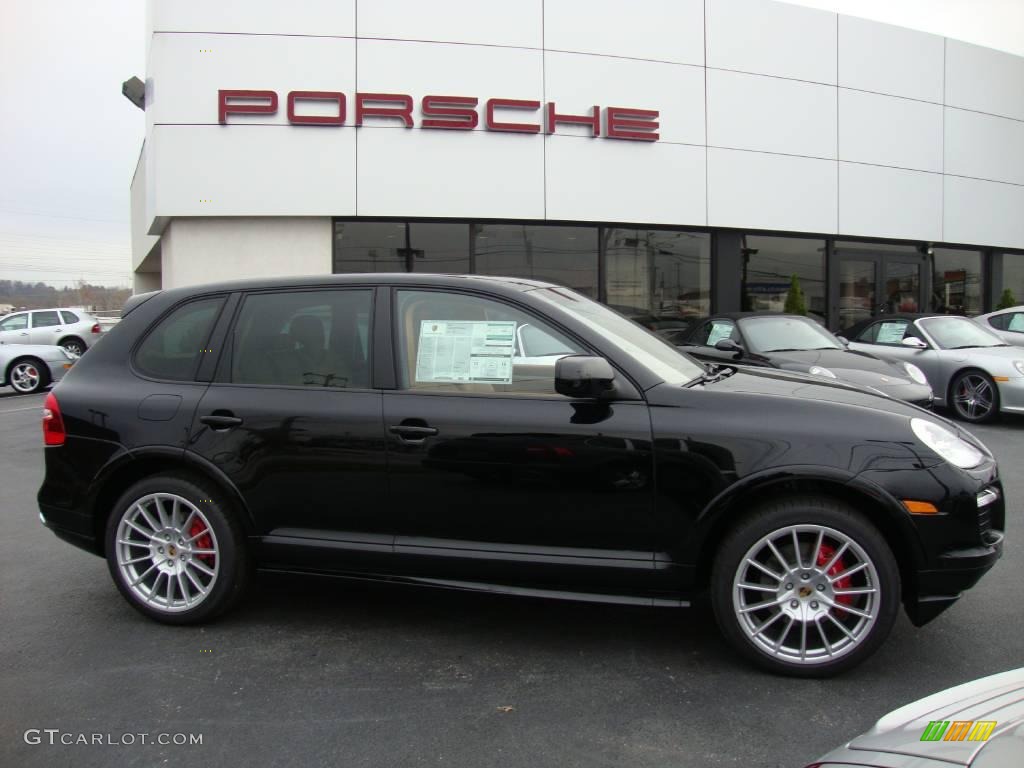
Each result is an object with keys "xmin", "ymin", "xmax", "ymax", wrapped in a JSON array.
[{"xmin": 122, "ymin": 76, "xmax": 145, "ymax": 110}]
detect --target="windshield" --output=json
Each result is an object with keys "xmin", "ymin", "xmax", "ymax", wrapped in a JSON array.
[
  {"xmin": 530, "ymin": 287, "xmax": 704, "ymax": 384},
  {"xmin": 740, "ymin": 316, "xmax": 843, "ymax": 353},
  {"xmin": 919, "ymin": 316, "xmax": 1007, "ymax": 349}
]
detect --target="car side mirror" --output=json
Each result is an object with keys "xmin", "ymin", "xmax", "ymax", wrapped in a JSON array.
[
  {"xmin": 714, "ymin": 338, "xmax": 744, "ymax": 358},
  {"xmin": 836, "ymin": 335, "xmax": 850, "ymax": 346},
  {"xmin": 555, "ymin": 355, "xmax": 617, "ymax": 400},
  {"xmin": 901, "ymin": 337, "xmax": 928, "ymax": 349}
]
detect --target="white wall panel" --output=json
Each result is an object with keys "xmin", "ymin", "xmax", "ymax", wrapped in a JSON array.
[
  {"xmin": 151, "ymin": 0, "xmax": 354, "ymax": 37},
  {"xmin": 944, "ymin": 176, "xmax": 1024, "ymax": 248},
  {"xmin": 945, "ymin": 108, "xmax": 1024, "ymax": 186},
  {"xmin": 839, "ymin": 89, "xmax": 942, "ymax": 173},
  {"xmin": 150, "ymin": 125, "xmax": 356, "ymax": 219},
  {"xmin": 707, "ymin": 0, "xmax": 837, "ymax": 84},
  {"xmin": 545, "ymin": 137, "xmax": 705, "ymax": 224},
  {"xmin": 544, "ymin": 0, "xmax": 703, "ymax": 65},
  {"xmin": 358, "ymin": 0, "xmax": 542, "ymax": 49},
  {"xmin": 357, "ymin": 40, "xmax": 542, "ymax": 103},
  {"xmin": 545, "ymin": 52, "xmax": 704, "ymax": 145},
  {"xmin": 946, "ymin": 40, "xmax": 1024, "ymax": 122},
  {"xmin": 708, "ymin": 148, "xmax": 837, "ymax": 232},
  {"xmin": 839, "ymin": 163, "xmax": 941, "ymax": 241},
  {"xmin": 150, "ymin": 33, "xmax": 355, "ymax": 125},
  {"xmin": 708, "ymin": 69, "xmax": 836, "ymax": 159},
  {"xmin": 162, "ymin": 218, "xmax": 332, "ymax": 289},
  {"xmin": 838, "ymin": 16, "xmax": 943, "ymax": 103},
  {"xmin": 357, "ymin": 129, "xmax": 544, "ymax": 219}
]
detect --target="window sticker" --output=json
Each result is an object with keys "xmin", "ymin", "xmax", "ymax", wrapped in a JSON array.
[
  {"xmin": 415, "ymin": 320, "xmax": 516, "ymax": 384},
  {"xmin": 1008, "ymin": 314, "xmax": 1024, "ymax": 332},
  {"xmin": 706, "ymin": 322, "xmax": 733, "ymax": 346},
  {"xmin": 875, "ymin": 322, "xmax": 907, "ymax": 344}
]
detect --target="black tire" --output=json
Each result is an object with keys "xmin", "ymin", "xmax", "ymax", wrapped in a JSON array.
[
  {"xmin": 104, "ymin": 473, "xmax": 250, "ymax": 624},
  {"xmin": 58, "ymin": 337, "xmax": 86, "ymax": 357},
  {"xmin": 8, "ymin": 357, "xmax": 50, "ymax": 394},
  {"xmin": 949, "ymin": 370, "xmax": 1000, "ymax": 424},
  {"xmin": 710, "ymin": 496, "xmax": 900, "ymax": 677}
]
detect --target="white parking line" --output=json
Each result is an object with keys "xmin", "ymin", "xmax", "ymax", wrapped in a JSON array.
[{"xmin": 0, "ymin": 405, "xmax": 42, "ymax": 415}]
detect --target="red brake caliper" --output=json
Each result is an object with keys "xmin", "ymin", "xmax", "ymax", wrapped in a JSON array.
[
  {"xmin": 189, "ymin": 519, "xmax": 214, "ymax": 564},
  {"xmin": 816, "ymin": 542, "xmax": 853, "ymax": 606}
]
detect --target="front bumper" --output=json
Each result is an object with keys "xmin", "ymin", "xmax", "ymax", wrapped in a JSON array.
[
  {"xmin": 45, "ymin": 358, "xmax": 74, "ymax": 385},
  {"xmin": 905, "ymin": 529, "xmax": 1004, "ymax": 625},
  {"xmin": 996, "ymin": 376, "xmax": 1024, "ymax": 412}
]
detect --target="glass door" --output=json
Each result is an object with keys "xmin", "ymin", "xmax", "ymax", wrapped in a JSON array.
[
  {"xmin": 831, "ymin": 243, "xmax": 928, "ymax": 331},
  {"xmin": 881, "ymin": 258, "xmax": 922, "ymax": 314},
  {"xmin": 837, "ymin": 259, "xmax": 876, "ymax": 331}
]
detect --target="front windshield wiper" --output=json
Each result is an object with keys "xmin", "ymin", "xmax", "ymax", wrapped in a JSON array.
[
  {"xmin": 684, "ymin": 364, "xmax": 737, "ymax": 388},
  {"xmin": 946, "ymin": 344, "xmax": 1008, "ymax": 350},
  {"xmin": 761, "ymin": 348, "xmax": 806, "ymax": 353}
]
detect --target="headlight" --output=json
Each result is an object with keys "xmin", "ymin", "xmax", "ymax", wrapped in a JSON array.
[
  {"xmin": 1014, "ymin": 361, "xmax": 1024, "ymax": 376},
  {"xmin": 808, "ymin": 366, "xmax": 837, "ymax": 379},
  {"xmin": 910, "ymin": 418, "xmax": 984, "ymax": 469},
  {"xmin": 903, "ymin": 362, "xmax": 929, "ymax": 385}
]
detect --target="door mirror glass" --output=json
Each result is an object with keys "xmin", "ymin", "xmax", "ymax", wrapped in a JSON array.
[
  {"xmin": 901, "ymin": 337, "xmax": 928, "ymax": 349},
  {"xmin": 554, "ymin": 355, "xmax": 616, "ymax": 400}
]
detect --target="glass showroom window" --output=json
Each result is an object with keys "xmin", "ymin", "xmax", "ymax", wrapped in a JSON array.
[
  {"xmin": 740, "ymin": 236, "xmax": 825, "ymax": 321},
  {"xmin": 334, "ymin": 221, "xmax": 407, "ymax": 272},
  {"xmin": 473, "ymin": 224, "xmax": 598, "ymax": 298},
  {"xmin": 604, "ymin": 229, "xmax": 710, "ymax": 327},
  {"xmin": 930, "ymin": 248, "xmax": 982, "ymax": 315},
  {"xmin": 407, "ymin": 223, "xmax": 469, "ymax": 273},
  {"xmin": 1000, "ymin": 253, "xmax": 1024, "ymax": 308}
]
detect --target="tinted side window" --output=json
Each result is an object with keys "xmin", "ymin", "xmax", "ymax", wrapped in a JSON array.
[
  {"xmin": 396, "ymin": 290, "xmax": 585, "ymax": 396},
  {"xmin": 692, "ymin": 319, "xmax": 736, "ymax": 346},
  {"xmin": 135, "ymin": 298, "xmax": 225, "ymax": 380},
  {"xmin": 33, "ymin": 311, "xmax": 61, "ymax": 328},
  {"xmin": 0, "ymin": 313, "xmax": 28, "ymax": 331},
  {"xmin": 857, "ymin": 320, "xmax": 908, "ymax": 345},
  {"xmin": 60, "ymin": 311, "xmax": 80, "ymax": 324},
  {"xmin": 231, "ymin": 290, "xmax": 372, "ymax": 388}
]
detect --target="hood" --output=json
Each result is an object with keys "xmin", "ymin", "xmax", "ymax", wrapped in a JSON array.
[
  {"xmin": 846, "ymin": 668, "xmax": 1024, "ymax": 766},
  {"xmin": 764, "ymin": 348, "xmax": 919, "ymax": 388}
]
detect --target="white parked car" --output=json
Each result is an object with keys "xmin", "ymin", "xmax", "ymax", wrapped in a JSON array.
[
  {"xmin": 0, "ymin": 342, "xmax": 75, "ymax": 393},
  {"xmin": 0, "ymin": 308, "xmax": 103, "ymax": 356},
  {"xmin": 975, "ymin": 306, "xmax": 1024, "ymax": 346}
]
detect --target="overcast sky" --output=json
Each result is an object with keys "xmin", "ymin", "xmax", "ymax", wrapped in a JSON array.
[{"xmin": 0, "ymin": 1, "xmax": 1020, "ymax": 288}]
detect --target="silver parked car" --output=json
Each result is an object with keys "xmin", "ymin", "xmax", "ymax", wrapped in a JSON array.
[
  {"xmin": 0, "ymin": 343, "xmax": 75, "ymax": 393},
  {"xmin": 974, "ymin": 306, "xmax": 1024, "ymax": 346},
  {"xmin": 808, "ymin": 667, "xmax": 1023, "ymax": 768},
  {"xmin": 841, "ymin": 314, "xmax": 1024, "ymax": 423},
  {"xmin": 0, "ymin": 308, "xmax": 103, "ymax": 356}
]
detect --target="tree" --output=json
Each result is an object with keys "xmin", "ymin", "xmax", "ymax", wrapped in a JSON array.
[
  {"xmin": 996, "ymin": 288, "xmax": 1017, "ymax": 310},
  {"xmin": 784, "ymin": 273, "xmax": 807, "ymax": 315}
]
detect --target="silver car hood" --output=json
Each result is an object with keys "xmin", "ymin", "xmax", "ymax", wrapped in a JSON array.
[{"xmin": 844, "ymin": 668, "xmax": 1024, "ymax": 766}]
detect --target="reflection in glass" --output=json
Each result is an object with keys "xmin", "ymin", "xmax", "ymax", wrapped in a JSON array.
[
  {"xmin": 838, "ymin": 260, "xmax": 875, "ymax": 330},
  {"xmin": 883, "ymin": 261, "xmax": 920, "ymax": 313},
  {"xmin": 408, "ymin": 223, "xmax": 469, "ymax": 273},
  {"xmin": 930, "ymin": 248, "xmax": 981, "ymax": 315},
  {"xmin": 740, "ymin": 236, "xmax": 825, "ymax": 321},
  {"xmin": 473, "ymin": 224, "xmax": 598, "ymax": 297},
  {"xmin": 605, "ymin": 229, "xmax": 710, "ymax": 327},
  {"xmin": 1000, "ymin": 253, "xmax": 1024, "ymax": 308}
]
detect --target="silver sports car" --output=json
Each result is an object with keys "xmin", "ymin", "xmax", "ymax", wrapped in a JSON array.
[
  {"xmin": 974, "ymin": 305, "xmax": 1024, "ymax": 346},
  {"xmin": 808, "ymin": 667, "xmax": 1023, "ymax": 768},
  {"xmin": 0, "ymin": 342, "xmax": 76, "ymax": 394},
  {"xmin": 840, "ymin": 314, "xmax": 1024, "ymax": 423}
]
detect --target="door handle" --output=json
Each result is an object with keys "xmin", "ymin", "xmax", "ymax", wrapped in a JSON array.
[
  {"xmin": 388, "ymin": 424, "xmax": 438, "ymax": 441},
  {"xmin": 200, "ymin": 414, "xmax": 243, "ymax": 430}
]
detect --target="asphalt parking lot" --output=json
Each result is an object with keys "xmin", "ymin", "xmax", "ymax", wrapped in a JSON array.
[{"xmin": 1, "ymin": 387, "xmax": 1021, "ymax": 768}]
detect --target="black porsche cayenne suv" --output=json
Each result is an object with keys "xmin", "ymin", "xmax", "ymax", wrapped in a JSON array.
[{"xmin": 38, "ymin": 275, "xmax": 1004, "ymax": 676}]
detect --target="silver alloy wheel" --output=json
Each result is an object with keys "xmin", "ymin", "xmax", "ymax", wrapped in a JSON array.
[
  {"xmin": 11, "ymin": 362, "xmax": 41, "ymax": 393},
  {"xmin": 732, "ymin": 524, "xmax": 880, "ymax": 666},
  {"xmin": 114, "ymin": 493, "xmax": 219, "ymax": 614},
  {"xmin": 62, "ymin": 340, "xmax": 84, "ymax": 357},
  {"xmin": 954, "ymin": 374, "xmax": 994, "ymax": 420}
]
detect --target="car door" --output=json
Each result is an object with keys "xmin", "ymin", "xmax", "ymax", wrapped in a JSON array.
[
  {"xmin": 0, "ymin": 312, "xmax": 31, "ymax": 345},
  {"xmin": 187, "ymin": 286, "xmax": 390, "ymax": 572},
  {"xmin": 382, "ymin": 287, "xmax": 657, "ymax": 591},
  {"xmin": 28, "ymin": 310, "xmax": 63, "ymax": 346},
  {"xmin": 847, "ymin": 318, "xmax": 942, "ymax": 382}
]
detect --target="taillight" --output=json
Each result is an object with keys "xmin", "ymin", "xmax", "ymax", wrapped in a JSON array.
[
  {"xmin": 90, "ymin": 323, "xmax": 101, "ymax": 334},
  {"xmin": 42, "ymin": 392, "xmax": 66, "ymax": 446}
]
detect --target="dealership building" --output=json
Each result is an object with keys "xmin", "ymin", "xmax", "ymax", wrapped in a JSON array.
[{"xmin": 131, "ymin": 0, "xmax": 1024, "ymax": 331}]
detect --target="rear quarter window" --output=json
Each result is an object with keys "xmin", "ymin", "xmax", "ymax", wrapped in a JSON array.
[
  {"xmin": 134, "ymin": 297, "xmax": 225, "ymax": 381},
  {"xmin": 60, "ymin": 311, "xmax": 80, "ymax": 324}
]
